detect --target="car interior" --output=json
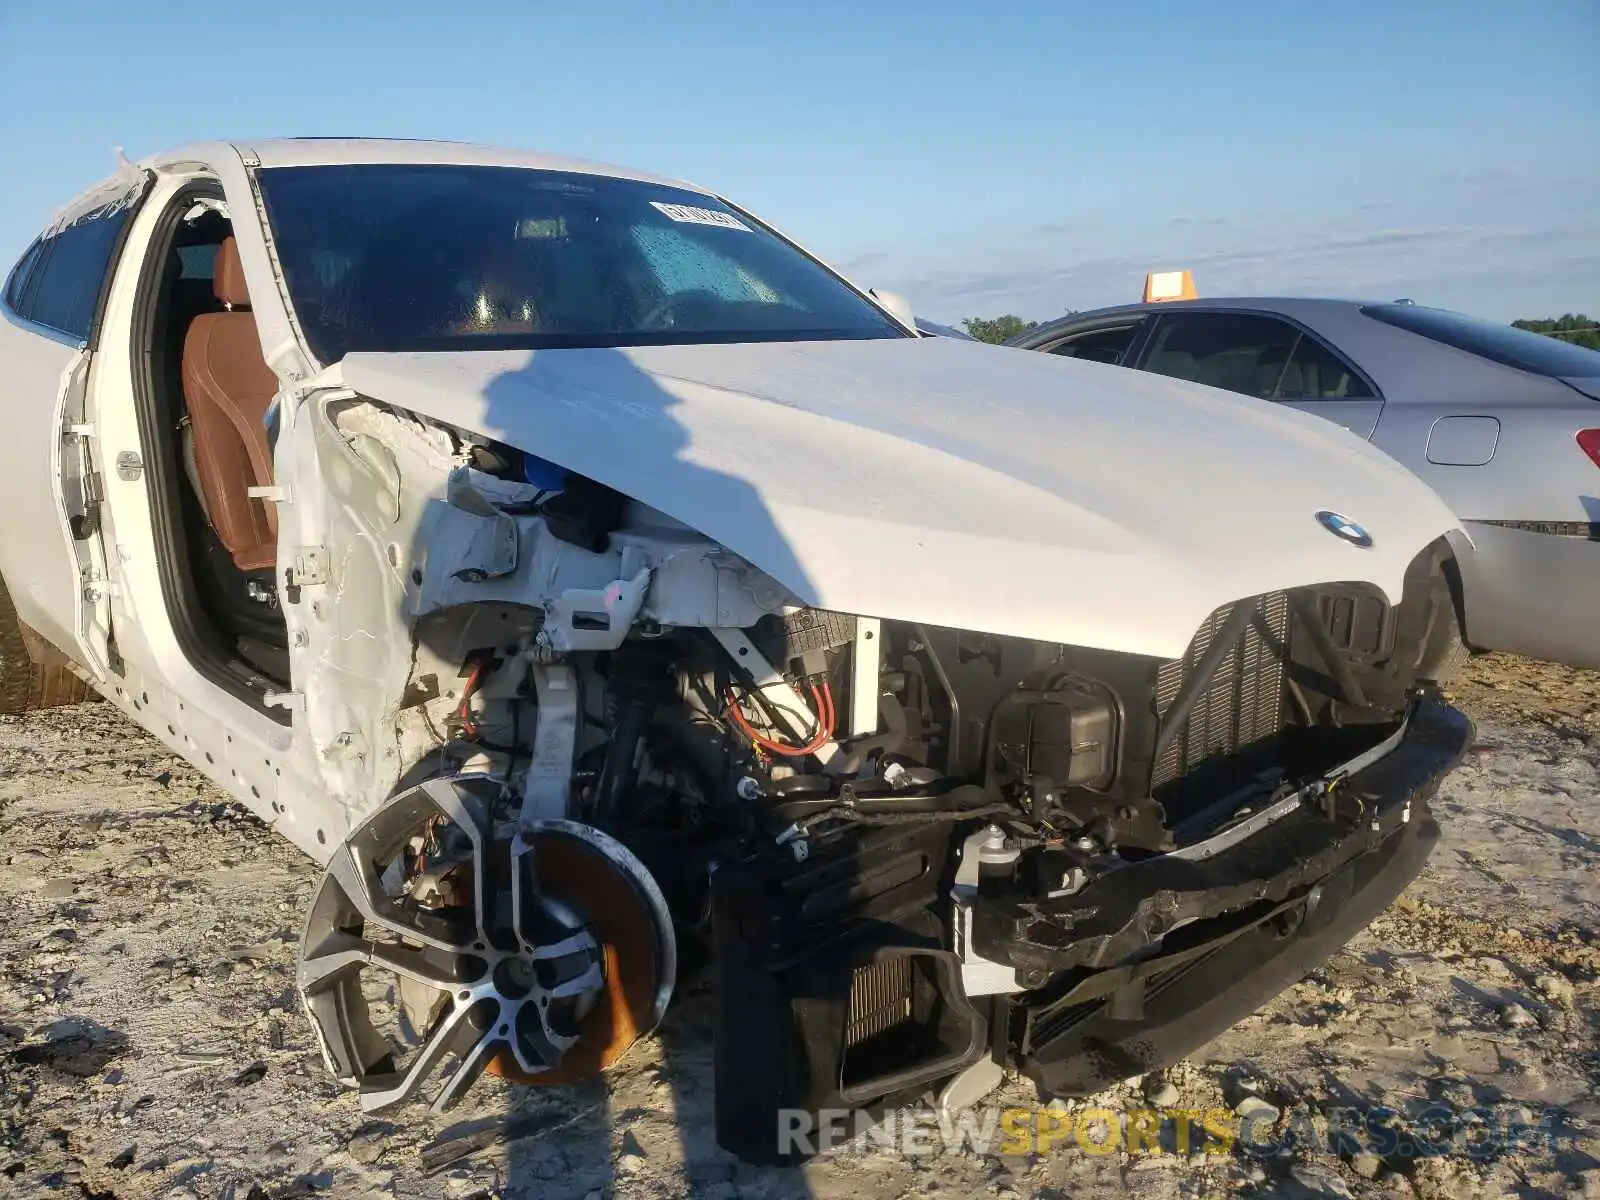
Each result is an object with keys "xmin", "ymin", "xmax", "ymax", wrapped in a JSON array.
[
  {"xmin": 1144, "ymin": 340, "xmax": 1278, "ymax": 396},
  {"xmin": 1140, "ymin": 314, "xmax": 1375, "ymax": 401},
  {"xmin": 142, "ymin": 200, "xmax": 289, "ymax": 689},
  {"xmin": 1047, "ymin": 321, "xmax": 1144, "ymax": 365}
]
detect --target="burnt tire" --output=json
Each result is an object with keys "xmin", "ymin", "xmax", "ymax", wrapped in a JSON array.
[{"xmin": 0, "ymin": 574, "xmax": 95, "ymax": 714}]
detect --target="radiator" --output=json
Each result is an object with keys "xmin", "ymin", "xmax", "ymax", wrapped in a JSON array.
[{"xmin": 845, "ymin": 958, "xmax": 914, "ymax": 1047}]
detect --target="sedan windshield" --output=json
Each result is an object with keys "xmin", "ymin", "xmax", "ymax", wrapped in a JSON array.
[{"xmin": 255, "ymin": 164, "xmax": 905, "ymax": 362}]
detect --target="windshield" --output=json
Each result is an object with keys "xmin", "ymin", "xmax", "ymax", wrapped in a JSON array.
[
  {"xmin": 1362, "ymin": 303, "xmax": 1600, "ymax": 378},
  {"xmin": 255, "ymin": 164, "xmax": 906, "ymax": 362}
]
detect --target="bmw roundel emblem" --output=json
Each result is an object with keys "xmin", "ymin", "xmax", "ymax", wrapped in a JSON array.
[{"xmin": 1315, "ymin": 510, "xmax": 1373, "ymax": 548}]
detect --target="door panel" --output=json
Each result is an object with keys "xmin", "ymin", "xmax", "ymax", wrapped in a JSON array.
[
  {"xmin": 0, "ymin": 321, "xmax": 95, "ymax": 669},
  {"xmin": 0, "ymin": 171, "xmax": 149, "ymax": 678},
  {"xmin": 1279, "ymin": 398, "xmax": 1384, "ymax": 439}
]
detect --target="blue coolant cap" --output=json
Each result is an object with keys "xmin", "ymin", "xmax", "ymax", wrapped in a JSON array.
[{"xmin": 521, "ymin": 453, "xmax": 570, "ymax": 493}]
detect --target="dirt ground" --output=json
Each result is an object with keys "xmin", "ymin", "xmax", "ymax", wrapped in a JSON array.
[{"xmin": 2, "ymin": 653, "xmax": 1597, "ymax": 1200}]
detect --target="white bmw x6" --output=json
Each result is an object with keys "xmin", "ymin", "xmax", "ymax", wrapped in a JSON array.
[{"xmin": 0, "ymin": 138, "xmax": 1473, "ymax": 1163}]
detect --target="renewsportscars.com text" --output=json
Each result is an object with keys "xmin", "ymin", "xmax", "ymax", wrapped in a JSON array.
[{"xmin": 779, "ymin": 1103, "xmax": 1571, "ymax": 1161}]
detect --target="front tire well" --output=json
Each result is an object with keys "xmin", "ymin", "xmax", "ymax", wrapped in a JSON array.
[
  {"xmin": 1402, "ymin": 538, "xmax": 1471, "ymax": 689},
  {"xmin": 1437, "ymin": 545, "xmax": 1471, "ymax": 647}
]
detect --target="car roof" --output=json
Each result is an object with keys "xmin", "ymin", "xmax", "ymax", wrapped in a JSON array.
[
  {"xmin": 1016, "ymin": 295, "xmax": 1588, "ymax": 408},
  {"xmin": 1029, "ymin": 296, "xmax": 1384, "ymax": 333},
  {"xmin": 143, "ymin": 137, "xmax": 711, "ymax": 195}
]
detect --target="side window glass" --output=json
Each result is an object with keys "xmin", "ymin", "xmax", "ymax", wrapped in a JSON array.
[
  {"xmin": 27, "ymin": 207, "xmax": 133, "ymax": 340},
  {"xmin": 4, "ymin": 240, "xmax": 46, "ymax": 315},
  {"xmin": 1048, "ymin": 321, "xmax": 1144, "ymax": 365},
  {"xmin": 1276, "ymin": 335, "xmax": 1374, "ymax": 399},
  {"xmin": 1140, "ymin": 312, "xmax": 1300, "ymax": 399}
]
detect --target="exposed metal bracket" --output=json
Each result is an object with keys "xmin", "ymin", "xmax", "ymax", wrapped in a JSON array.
[
  {"xmin": 849, "ymin": 617, "xmax": 881, "ymax": 738},
  {"xmin": 289, "ymin": 546, "xmax": 328, "ymax": 587},
  {"xmin": 542, "ymin": 568, "xmax": 650, "ymax": 651},
  {"xmin": 951, "ymin": 826, "xmax": 1023, "ymax": 997},
  {"xmin": 520, "ymin": 660, "xmax": 579, "ymax": 824}
]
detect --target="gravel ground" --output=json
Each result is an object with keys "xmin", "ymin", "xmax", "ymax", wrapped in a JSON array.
[{"xmin": 1, "ymin": 653, "xmax": 1597, "ymax": 1200}]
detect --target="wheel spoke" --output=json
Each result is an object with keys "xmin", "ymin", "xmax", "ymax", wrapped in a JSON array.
[
  {"xmin": 359, "ymin": 993, "xmax": 496, "ymax": 1113},
  {"xmin": 296, "ymin": 938, "xmax": 366, "ymax": 993},
  {"xmin": 508, "ymin": 1002, "xmax": 570, "ymax": 1076},
  {"xmin": 300, "ymin": 931, "xmax": 479, "ymax": 992},
  {"xmin": 429, "ymin": 1025, "xmax": 503, "ymax": 1115},
  {"xmin": 546, "ymin": 961, "xmax": 605, "ymax": 1001},
  {"xmin": 370, "ymin": 939, "xmax": 480, "ymax": 989},
  {"xmin": 528, "ymin": 932, "xmax": 597, "ymax": 961}
]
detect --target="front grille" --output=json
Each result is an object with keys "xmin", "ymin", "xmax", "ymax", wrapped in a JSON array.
[
  {"xmin": 846, "ymin": 958, "xmax": 913, "ymax": 1047},
  {"xmin": 1151, "ymin": 592, "xmax": 1290, "ymax": 795}
]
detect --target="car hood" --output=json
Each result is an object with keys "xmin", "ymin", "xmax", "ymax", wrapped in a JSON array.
[{"xmin": 334, "ymin": 337, "xmax": 1462, "ymax": 659}]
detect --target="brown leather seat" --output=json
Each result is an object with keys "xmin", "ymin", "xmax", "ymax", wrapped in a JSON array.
[{"xmin": 181, "ymin": 238, "xmax": 279, "ymax": 572}]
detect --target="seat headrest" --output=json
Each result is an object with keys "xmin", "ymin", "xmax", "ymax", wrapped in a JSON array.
[{"xmin": 214, "ymin": 238, "xmax": 251, "ymax": 308}]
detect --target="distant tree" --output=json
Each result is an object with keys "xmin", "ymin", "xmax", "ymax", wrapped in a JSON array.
[
  {"xmin": 1512, "ymin": 314, "xmax": 1600, "ymax": 351},
  {"xmin": 961, "ymin": 315, "xmax": 1041, "ymax": 345}
]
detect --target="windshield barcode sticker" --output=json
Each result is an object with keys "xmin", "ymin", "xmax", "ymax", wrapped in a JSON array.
[{"xmin": 650, "ymin": 202, "xmax": 752, "ymax": 231}]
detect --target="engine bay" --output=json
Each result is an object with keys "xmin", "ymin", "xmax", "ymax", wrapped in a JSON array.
[{"xmin": 289, "ymin": 394, "xmax": 1467, "ymax": 1160}]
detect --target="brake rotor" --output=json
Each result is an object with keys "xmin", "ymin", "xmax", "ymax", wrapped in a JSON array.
[
  {"xmin": 485, "ymin": 826, "xmax": 669, "ymax": 1085},
  {"xmin": 296, "ymin": 779, "xmax": 675, "ymax": 1115}
]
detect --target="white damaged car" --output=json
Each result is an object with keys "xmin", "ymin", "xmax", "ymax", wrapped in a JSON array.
[{"xmin": 0, "ymin": 139, "xmax": 1474, "ymax": 1163}]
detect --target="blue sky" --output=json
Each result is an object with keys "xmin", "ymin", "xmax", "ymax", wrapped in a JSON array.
[{"xmin": 1, "ymin": 0, "xmax": 1595, "ymax": 324}]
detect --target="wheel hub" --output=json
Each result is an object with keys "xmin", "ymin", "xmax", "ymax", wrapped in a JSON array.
[{"xmin": 296, "ymin": 779, "xmax": 675, "ymax": 1114}]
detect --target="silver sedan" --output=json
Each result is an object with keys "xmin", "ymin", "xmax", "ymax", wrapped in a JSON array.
[{"xmin": 1010, "ymin": 299, "xmax": 1600, "ymax": 670}]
